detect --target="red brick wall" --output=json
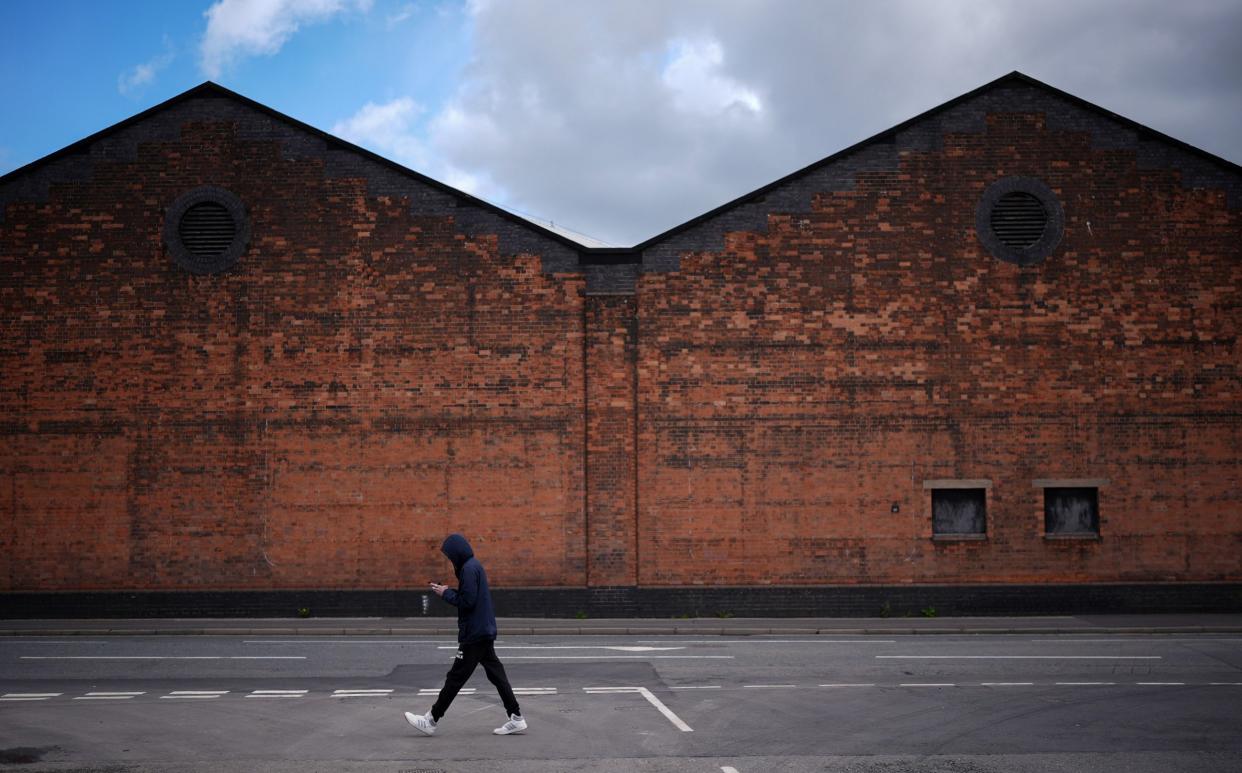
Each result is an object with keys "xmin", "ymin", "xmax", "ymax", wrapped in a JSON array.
[
  {"xmin": 0, "ymin": 109, "xmax": 588, "ymax": 591},
  {"xmin": 2, "ymin": 84, "xmax": 1239, "ymax": 594},
  {"xmin": 635, "ymin": 109, "xmax": 1240, "ymax": 585},
  {"xmin": 584, "ymin": 295, "xmax": 638, "ymax": 585}
]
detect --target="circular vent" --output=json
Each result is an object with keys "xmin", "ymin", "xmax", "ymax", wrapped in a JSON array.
[
  {"xmin": 975, "ymin": 177, "xmax": 1064, "ymax": 266},
  {"xmin": 164, "ymin": 187, "xmax": 249, "ymax": 274},
  {"xmin": 989, "ymin": 192, "xmax": 1047, "ymax": 248},
  {"xmin": 179, "ymin": 201, "xmax": 236, "ymax": 259}
]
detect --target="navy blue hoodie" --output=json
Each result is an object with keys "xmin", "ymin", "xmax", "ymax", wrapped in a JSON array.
[{"xmin": 439, "ymin": 534, "xmax": 498, "ymax": 645}]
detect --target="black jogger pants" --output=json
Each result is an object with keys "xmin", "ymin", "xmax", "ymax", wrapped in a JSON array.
[{"xmin": 430, "ymin": 640, "xmax": 521, "ymax": 721}]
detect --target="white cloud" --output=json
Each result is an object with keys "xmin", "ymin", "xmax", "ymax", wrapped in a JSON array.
[
  {"xmin": 332, "ymin": 97, "xmax": 428, "ymax": 168},
  {"xmin": 386, "ymin": 3, "xmax": 415, "ymax": 28},
  {"xmin": 118, "ymin": 39, "xmax": 175, "ymax": 97},
  {"xmin": 408, "ymin": 0, "xmax": 1242, "ymax": 246},
  {"xmin": 662, "ymin": 38, "xmax": 761, "ymax": 116},
  {"xmin": 333, "ymin": 97, "xmax": 510, "ymax": 205},
  {"xmin": 200, "ymin": 0, "xmax": 372, "ymax": 79}
]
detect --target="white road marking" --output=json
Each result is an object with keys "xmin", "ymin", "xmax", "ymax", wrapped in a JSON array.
[
  {"xmin": 584, "ymin": 686, "xmax": 693, "ymax": 732},
  {"xmin": 670, "ymin": 685, "xmax": 721, "ymax": 690},
  {"xmin": 245, "ymin": 640, "xmax": 447, "ymax": 645},
  {"xmin": 0, "ymin": 680, "xmax": 1231, "ymax": 708},
  {"xmin": 743, "ymin": 684, "xmax": 797, "ymax": 689},
  {"xmin": 638, "ymin": 639, "xmax": 894, "ymax": 644},
  {"xmin": 503, "ymin": 655, "xmax": 733, "ymax": 660},
  {"xmin": 5, "ymin": 641, "xmax": 110, "ymax": 645},
  {"xmin": 1030, "ymin": 638, "xmax": 1242, "ymax": 643},
  {"xmin": 21, "ymin": 656, "xmax": 306, "ymax": 660},
  {"xmin": 722, "ymin": 767, "xmax": 741, "ymax": 773},
  {"xmin": 438, "ymin": 645, "xmax": 685, "ymax": 652},
  {"xmin": 877, "ymin": 655, "xmax": 1161, "ymax": 660}
]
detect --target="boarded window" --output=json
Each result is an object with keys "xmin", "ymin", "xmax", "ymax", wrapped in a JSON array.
[
  {"xmin": 1044, "ymin": 487, "xmax": 1099, "ymax": 535},
  {"xmin": 932, "ymin": 488, "xmax": 986, "ymax": 536}
]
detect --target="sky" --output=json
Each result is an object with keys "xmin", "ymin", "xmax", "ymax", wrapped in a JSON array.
[{"xmin": 1, "ymin": 0, "xmax": 1240, "ymax": 247}]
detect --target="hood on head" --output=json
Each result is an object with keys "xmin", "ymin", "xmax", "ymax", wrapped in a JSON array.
[{"xmin": 441, "ymin": 533, "xmax": 474, "ymax": 574}]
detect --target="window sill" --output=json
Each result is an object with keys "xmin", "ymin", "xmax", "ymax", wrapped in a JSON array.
[
  {"xmin": 932, "ymin": 534, "xmax": 988, "ymax": 542},
  {"xmin": 1044, "ymin": 533, "xmax": 1101, "ymax": 541}
]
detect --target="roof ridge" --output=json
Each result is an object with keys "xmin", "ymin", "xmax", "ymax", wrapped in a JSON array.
[
  {"xmin": 4, "ymin": 72, "xmax": 1238, "ymax": 255},
  {"xmin": 628, "ymin": 70, "xmax": 1241, "ymax": 252},
  {"xmin": 0, "ymin": 80, "xmax": 590, "ymax": 253}
]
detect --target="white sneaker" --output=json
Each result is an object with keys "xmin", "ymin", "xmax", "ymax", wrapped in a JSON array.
[
  {"xmin": 493, "ymin": 713, "xmax": 527, "ymax": 735},
  {"xmin": 405, "ymin": 711, "xmax": 437, "ymax": 736}
]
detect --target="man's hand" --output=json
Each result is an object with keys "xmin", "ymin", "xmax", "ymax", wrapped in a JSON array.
[{"xmin": 429, "ymin": 582, "xmax": 448, "ymax": 597}]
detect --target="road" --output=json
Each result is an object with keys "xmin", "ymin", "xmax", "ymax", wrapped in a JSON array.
[{"xmin": 2, "ymin": 630, "xmax": 1240, "ymax": 772}]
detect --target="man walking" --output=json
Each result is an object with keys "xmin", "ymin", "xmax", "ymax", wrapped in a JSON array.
[{"xmin": 405, "ymin": 533, "xmax": 527, "ymax": 736}]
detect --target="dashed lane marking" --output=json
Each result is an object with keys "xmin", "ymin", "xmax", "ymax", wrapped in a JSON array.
[
  {"xmin": 670, "ymin": 685, "xmax": 721, "ymax": 690},
  {"xmin": 442, "ymin": 645, "xmax": 686, "ymax": 652},
  {"xmin": 638, "ymin": 640, "xmax": 895, "ymax": 644},
  {"xmin": 502, "ymin": 655, "xmax": 733, "ymax": 660},
  {"xmin": 3, "ymin": 641, "xmax": 111, "ymax": 645},
  {"xmin": 743, "ymin": 684, "xmax": 797, "ymax": 688},
  {"xmin": 877, "ymin": 655, "xmax": 1162, "ymax": 660},
  {"xmin": 21, "ymin": 656, "xmax": 306, "ymax": 660},
  {"xmin": 244, "ymin": 640, "xmax": 447, "ymax": 645},
  {"xmin": 2, "ymin": 681, "xmax": 1233, "ymax": 705}
]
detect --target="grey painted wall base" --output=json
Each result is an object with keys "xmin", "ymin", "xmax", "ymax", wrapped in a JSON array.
[{"xmin": 3, "ymin": 583, "xmax": 1240, "ymax": 619}]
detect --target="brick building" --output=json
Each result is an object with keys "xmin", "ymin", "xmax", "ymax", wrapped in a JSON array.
[{"xmin": 2, "ymin": 72, "xmax": 1239, "ymax": 617}]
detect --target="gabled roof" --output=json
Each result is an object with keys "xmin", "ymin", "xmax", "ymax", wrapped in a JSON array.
[
  {"xmin": 0, "ymin": 81, "xmax": 595, "ymax": 253},
  {"xmin": 623, "ymin": 70, "xmax": 1242, "ymax": 257},
  {"xmin": 3, "ymin": 72, "xmax": 1238, "ymax": 260}
]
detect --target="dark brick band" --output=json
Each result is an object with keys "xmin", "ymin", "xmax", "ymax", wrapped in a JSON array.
[{"xmin": 3, "ymin": 584, "xmax": 1239, "ymax": 620}]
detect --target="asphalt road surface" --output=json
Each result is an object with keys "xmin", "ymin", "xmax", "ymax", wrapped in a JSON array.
[{"xmin": 2, "ymin": 631, "xmax": 1240, "ymax": 772}]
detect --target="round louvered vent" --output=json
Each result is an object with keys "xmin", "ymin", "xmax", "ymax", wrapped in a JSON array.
[
  {"xmin": 975, "ymin": 177, "xmax": 1064, "ymax": 266},
  {"xmin": 179, "ymin": 201, "xmax": 236, "ymax": 259},
  {"xmin": 989, "ymin": 192, "xmax": 1047, "ymax": 248},
  {"xmin": 164, "ymin": 187, "xmax": 249, "ymax": 274}
]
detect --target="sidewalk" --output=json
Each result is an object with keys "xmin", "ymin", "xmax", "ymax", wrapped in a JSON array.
[{"xmin": 3, "ymin": 613, "xmax": 1241, "ymax": 637}]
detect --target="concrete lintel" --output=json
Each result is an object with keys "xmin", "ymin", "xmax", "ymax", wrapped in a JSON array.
[
  {"xmin": 922, "ymin": 479, "xmax": 992, "ymax": 489},
  {"xmin": 1033, "ymin": 478, "xmax": 1109, "ymax": 488}
]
